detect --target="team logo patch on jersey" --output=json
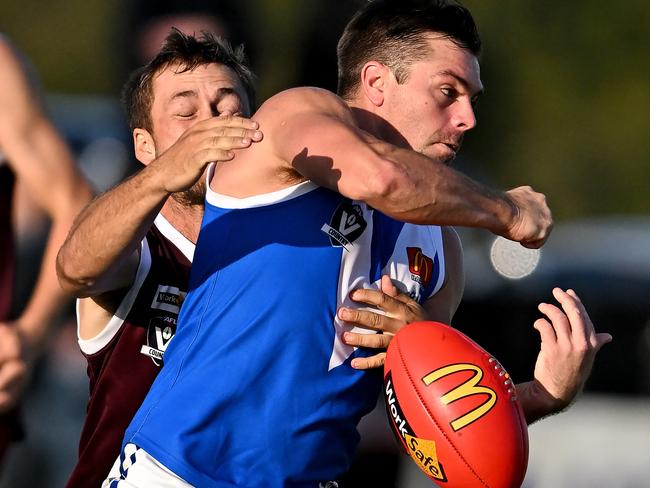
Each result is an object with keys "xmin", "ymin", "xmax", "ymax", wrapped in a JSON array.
[
  {"xmin": 140, "ymin": 315, "xmax": 177, "ymax": 366},
  {"xmin": 321, "ymin": 202, "xmax": 366, "ymax": 251},
  {"xmin": 407, "ymin": 247, "xmax": 434, "ymax": 287},
  {"xmin": 150, "ymin": 284, "xmax": 186, "ymax": 314}
]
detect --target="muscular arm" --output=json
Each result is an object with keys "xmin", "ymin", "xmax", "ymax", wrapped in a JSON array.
[
  {"xmin": 56, "ymin": 115, "xmax": 262, "ymax": 297},
  {"xmin": 261, "ymin": 88, "xmax": 551, "ymax": 247},
  {"xmin": 0, "ymin": 39, "xmax": 92, "ymax": 356}
]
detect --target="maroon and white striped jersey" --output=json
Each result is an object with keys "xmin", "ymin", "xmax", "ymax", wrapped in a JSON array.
[{"xmin": 65, "ymin": 214, "xmax": 193, "ymax": 488}]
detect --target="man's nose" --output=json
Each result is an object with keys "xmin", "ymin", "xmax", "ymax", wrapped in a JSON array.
[{"xmin": 453, "ymin": 98, "xmax": 477, "ymax": 132}]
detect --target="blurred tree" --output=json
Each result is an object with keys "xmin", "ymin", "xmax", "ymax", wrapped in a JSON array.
[
  {"xmin": 0, "ymin": 0, "xmax": 647, "ymax": 217},
  {"xmin": 463, "ymin": 0, "xmax": 649, "ymax": 218},
  {"xmin": 0, "ymin": 0, "xmax": 124, "ymax": 94}
]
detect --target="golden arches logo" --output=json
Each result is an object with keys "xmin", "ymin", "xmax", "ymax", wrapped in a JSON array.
[
  {"xmin": 422, "ymin": 363, "xmax": 497, "ymax": 431},
  {"xmin": 407, "ymin": 247, "xmax": 434, "ymax": 287}
]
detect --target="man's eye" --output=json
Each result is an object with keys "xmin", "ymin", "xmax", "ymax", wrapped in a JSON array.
[
  {"xmin": 177, "ymin": 113, "xmax": 194, "ymax": 118},
  {"xmin": 440, "ymin": 87, "xmax": 457, "ymax": 99}
]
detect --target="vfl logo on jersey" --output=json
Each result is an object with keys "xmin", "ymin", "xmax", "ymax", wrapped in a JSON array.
[
  {"xmin": 422, "ymin": 363, "xmax": 497, "ymax": 431},
  {"xmin": 140, "ymin": 315, "xmax": 177, "ymax": 366},
  {"xmin": 385, "ymin": 373, "xmax": 447, "ymax": 482},
  {"xmin": 150, "ymin": 285, "xmax": 186, "ymax": 314},
  {"xmin": 321, "ymin": 201, "xmax": 366, "ymax": 251}
]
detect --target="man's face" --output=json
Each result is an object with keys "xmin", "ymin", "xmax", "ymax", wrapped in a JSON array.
[
  {"xmin": 149, "ymin": 62, "xmax": 250, "ymax": 204},
  {"xmin": 382, "ymin": 36, "xmax": 483, "ymax": 164}
]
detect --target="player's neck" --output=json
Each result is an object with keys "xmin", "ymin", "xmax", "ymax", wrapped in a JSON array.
[
  {"xmin": 160, "ymin": 198, "xmax": 203, "ymax": 244},
  {"xmin": 349, "ymin": 105, "xmax": 410, "ymax": 149}
]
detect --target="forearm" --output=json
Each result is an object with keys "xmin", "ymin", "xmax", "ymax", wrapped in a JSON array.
[
  {"xmin": 364, "ymin": 145, "xmax": 516, "ymax": 232},
  {"xmin": 57, "ymin": 163, "xmax": 169, "ymax": 295},
  {"xmin": 515, "ymin": 380, "xmax": 569, "ymax": 425},
  {"xmin": 18, "ymin": 185, "xmax": 92, "ymax": 356},
  {"xmin": 17, "ymin": 215, "xmax": 76, "ymax": 356}
]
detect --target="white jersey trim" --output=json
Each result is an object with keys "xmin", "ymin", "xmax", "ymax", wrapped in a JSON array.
[
  {"xmin": 77, "ymin": 238, "xmax": 152, "ymax": 355},
  {"xmin": 103, "ymin": 443, "xmax": 192, "ymax": 488},
  {"xmin": 205, "ymin": 162, "xmax": 318, "ymax": 209},
  {"xmin": 153, "ymin": 213, "xmax": 195, "ymax": 262},
  {"xmin": 76, "ymin": 215, "xmax": 196, "ymax": 355}
]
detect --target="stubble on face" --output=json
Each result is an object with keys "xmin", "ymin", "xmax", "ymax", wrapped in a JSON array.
[{"xmin": 420, "ymin": 130, "xmax": 464, "ymax": 165}]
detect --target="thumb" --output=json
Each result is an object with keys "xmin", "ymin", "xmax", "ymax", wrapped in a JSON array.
[{"xmin": 595, "ymin": 332, "xmax": 613, "ymax": 350}]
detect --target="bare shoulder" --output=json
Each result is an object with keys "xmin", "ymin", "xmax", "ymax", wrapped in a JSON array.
[{"xmin": 254, "ymin": 87, "xmax": 354, "ymax": 123}]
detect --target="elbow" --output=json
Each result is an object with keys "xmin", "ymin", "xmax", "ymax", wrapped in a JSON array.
[
  {"xmin": 56, "ymin": 247, "xmax": 94, "ymax": 297},
  {"xmin": 360, "ymin": 159, "xmax": 416, "ymax": 216},
  {"xmin": 352, "ymin": 155, "xmax": 399, "ymax": 200}
]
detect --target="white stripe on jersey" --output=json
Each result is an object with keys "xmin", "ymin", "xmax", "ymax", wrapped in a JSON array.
[{"xmin": 103, "ymin": 443, "xmax": 193, "ymax": 488}]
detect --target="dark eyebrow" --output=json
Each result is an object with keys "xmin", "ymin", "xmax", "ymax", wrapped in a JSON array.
[
  {"xmin": 436, "ymin": 70, "xmax": 484, "ymax": 97},
  {"xmin": 216, "ymin": 87, "xmax": 237, "ymax": 97},
  {"xmin": 170, "ymin": 90, "xmax": 198, "ymax": 102}
]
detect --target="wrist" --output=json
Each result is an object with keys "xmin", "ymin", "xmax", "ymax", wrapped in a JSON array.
[
  {"xmin": 494, "ymin": 191, "xmax": 519, "ymax": 235},
  {"xmin": 13, "ymin": 319, "xmax": 45, "ymax": 364},
  {"xmin": 138, "ymin": 161, "xmax": 175, "ymax": 200},
  {"xmin": 516, "ymin": 380, "xmax": 570, "ymax": 425}
]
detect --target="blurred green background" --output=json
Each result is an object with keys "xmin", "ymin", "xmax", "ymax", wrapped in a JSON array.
[{"xmin": 1, "ymin": 0, "xmax": 648, "ymax": 217}]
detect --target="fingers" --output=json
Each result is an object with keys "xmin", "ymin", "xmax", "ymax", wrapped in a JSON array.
[
  {"xmin": 207, "ymin": 130, "xmax": 263, "ymax": 147},
  {"xmin": 350, "ymin": 353, "xmax": 386, "ymax": 370},
  {"xmin": 187, "ymin": 116, "xmax": 262, "ymax": 154},
  {"xmin": 203, "ymin": 114, "xmax": 260, "ymax": 131},
  {"xmin": 537, "ymin": 301, "xmax": 571, "ymax": 345},
  {"xmin": 202, "ymin": 117, "xmax": 263, "ymax": 141},
  {"xmin": 337, "ymin": 307, "xmax": 402, "ymax": 334},
  {"xmin": 595, "ymin": 332, "xmax": 613, "ymax": 349},
  {"xmin": 380, "ymin": 275, "xmax": 398, "ymax": 297},
  {"xmin": 552, "ymin": 288, "xmax": 606, "ymax": 348},
  {"xmin": 504, "ymin": 186, "xmax": 553, "ymax": 246},
  {"xmin": 342, "ymin": 331, "xmax": 391, "ymax": 349},
  {"xmin": 521, "ymin": 239, "xmax": 545, "ymax": 250},
  {"xmin": 348, "ymin": 288, "xmax": 393, "ymax": 311},
  {"xmin": 348, "ymin": 286, "xmax": 418, "ymax": 316},
  {"xmin": 196, "ymin": 132, "xmax": 261, "ymax": 163},
  {"xmin": 0, "ymin": 360, "xmax": 26, "ymax": 413},
  {"xmin": 533, "ymin": 317, "xmax": 556, "ymax": 344}
]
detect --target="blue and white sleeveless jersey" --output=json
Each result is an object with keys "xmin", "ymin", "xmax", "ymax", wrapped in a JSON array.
[{"xmin": 125, "ymin": 175, "xmax": 446, "ymax": 487}]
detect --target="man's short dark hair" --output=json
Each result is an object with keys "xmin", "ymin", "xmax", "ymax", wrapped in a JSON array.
[
  {"xmin": 122, "ymin": 28, "xmax": 255, "ymax": 132},
  {"xmin": 337, "ymin": 0, "xmax": 481, "ymax": 99}
]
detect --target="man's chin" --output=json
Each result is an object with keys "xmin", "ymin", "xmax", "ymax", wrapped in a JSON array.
[{"xmin": 422, "ymin": 145, "xmax": 457, "ymax": 165}]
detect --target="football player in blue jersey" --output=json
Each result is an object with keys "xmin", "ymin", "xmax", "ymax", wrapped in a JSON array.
[
  {"xmin": 99, "ymin": 2, "xmax": 608, "ymax": 487},
  {"xmin": 60, "ymin": 2, "xmax": 609, "ymax": 485}
]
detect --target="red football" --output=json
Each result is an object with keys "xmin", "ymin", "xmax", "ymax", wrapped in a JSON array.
[{"xmin": 383, "ymin": 321, "xmax": 528, "ymax": 488}]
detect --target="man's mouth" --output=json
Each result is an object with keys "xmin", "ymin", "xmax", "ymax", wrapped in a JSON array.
[{"xmin": 442, "ymin": 142, "xmax": 459, "ymax": 153}]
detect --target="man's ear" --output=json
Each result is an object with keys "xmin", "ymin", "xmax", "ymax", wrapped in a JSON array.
[
  {"xmin": 133, "ymin": 128, "xmax": 156, "ymax": 165},
  {"xmin": 360, "ymin": 61, "xmax": 389, "ymax": 107}
]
